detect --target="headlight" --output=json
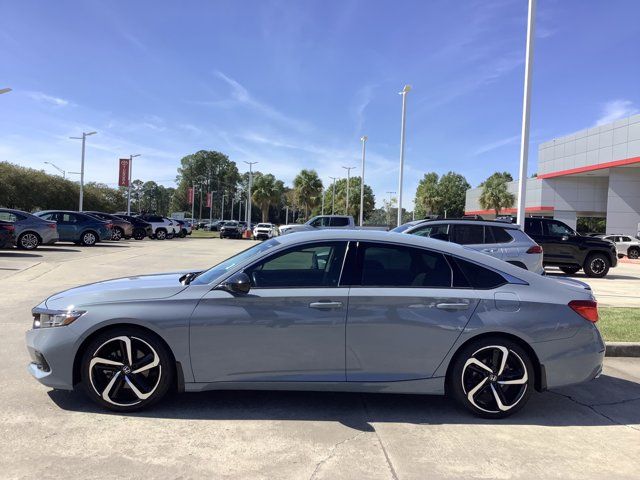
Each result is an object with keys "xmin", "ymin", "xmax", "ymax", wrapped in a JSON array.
[{"xmin": 32, "ymin": 308, "xmax": 86, "ymax": 329}]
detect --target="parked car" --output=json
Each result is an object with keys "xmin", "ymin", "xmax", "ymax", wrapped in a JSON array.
[
  {"xmin": 174, "ymin": 219, "xmax": 192, "ymax": 238},
  {"xmin": 394, "ymin": 219, "xmax": 544, "ymax": 274},
  {"xmin": 279, "ymin": 215, "xmax": 354, "ymax": 235},
  {"xmin": 253, "ymin": 222, "xmax": 278, "ymax": 240},
  {"xmin": 33, "ymin": 211, "xmax": 112, "ymax": 246},
  {"xmin": 137, "ymin": 214, "xmax": 176, "ymax": 240},
  {"xmin": 164, "ymin": 218, "xmax": 181, "ymax": 238},
  {"xmin": 85, "ymin": 211, "xmax": 133, "ymax": 241},
  {"xmin": 597, "ymin": 234, "xmax": 640, "ymax": 259},
  {"xmin": 0, "ymin": 221, "xmax": 16, "ymax": 248},
  {"xmin": 220, "ymin": 221, "xmax": 243, "ymax": 239},
  {"xmin": 114, "ymin": 215, "xmax": 153, "ymax": 240},
  {"xmin": 26, "ymin": 230, "xmax": 604, "ymax": 418},
  {"xmin": 0, "ymin": 208, "xmax": 58, "ymax": 250},
  {"xmin": 524, "ymin": 218, "xmax": 618, "ymax": 277},
  {"xmin": 208, "ymin": 220, "xmax": 225, "ymax": 231}
]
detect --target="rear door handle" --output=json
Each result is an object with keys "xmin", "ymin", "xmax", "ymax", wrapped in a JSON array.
[
  {"xmin": 309, "ymin": 301, "xmax": 343, "ymax": 309},
  {"xmin": 436, "ymin": 302, "xmax": 470, "ymax": 311}
]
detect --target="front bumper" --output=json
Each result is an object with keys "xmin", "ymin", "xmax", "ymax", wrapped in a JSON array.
[{"xmin": 25, "ymin": 325, "xmax": 78, "ymax": 390}]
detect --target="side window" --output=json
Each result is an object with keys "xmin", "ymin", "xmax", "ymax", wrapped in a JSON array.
[
  {"xmin": 0, "ymin": 212, "xmax": 18, "ymax": 222},
  {"xmin": 309, "ymin": 217, "xmax": 329, "ymax": 227},
  {"xmin": 489, "ymin": 226, "xmax": 513, "ymax": 244},
  {"xmin": 330, "ymin": 217, "xmax": 350, "ymax": 227},
  {"xmin": 245, "ymin": 242, "xmax": 347, "ymax": 288},
  {"xmin": 525, "ymin": 219, "xmax": 542, "ymax": 236},
  {"xmin": 622, "ymin": 236, "xmax": 633, "ymax": 242},
  {"xmin": 451, "ymin": 257, "xmax": 507, "ymax": 289},
  {"xmin": 451, "ymin": 224, "xmax": 484, "ymax": 245},
  {"xmin": 61, "ymin": 213, "xmax": 78, "ymax": 223},
  {"xmin": 358, "ymin": 243, "xmax": 451, "ymax": 287},
  {"xmin": 411, "ymin": 224, "xmax": 449, "ymax": 239},
  {"xmin": 39, "ymin": 212, "xmax": 57, "ymax": 221},
  {"xmin": 546, "ymin": 220, "xmax": 573, "ymax": 237}
]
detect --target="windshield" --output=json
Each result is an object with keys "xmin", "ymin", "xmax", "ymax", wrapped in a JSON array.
[
  {"xmin": 256, "ymin": 223, "xmax": 271, "ymax": 228},
  {"xmin": 190, "ymin": 238, "xmax": 280, "ymax": 285},
  {"xmin": 225, "ymin": 222, "xmax": 239, "ymax": 226}
]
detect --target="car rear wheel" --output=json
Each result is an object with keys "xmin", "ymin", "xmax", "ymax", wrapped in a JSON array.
[
  {"xmin": 559, "ymin": 266, "xmax": 581, "ymax": 275},
  {"xmin": 111, "ymin": 227, "xmax": 123, "ymax": 241},
  {"xmin": 448, "ymin": 337, "xmax": 534, "ymax": 419},
  {"xmin": 583, "ymin": 253, "xmax": 610, "ymax": 278},
  {"xmin": 80, "ymin": 231, "xmax": 98, "ymax": 246},
  {"xmin": 133, "ymin": 229, "xmax": 146, "ymax": 240},
  {"xmin": 17, "ymin": 232, "xmax": 40, "ymax": 250},
  {"xmin": 628, "ymin": 247, "xmax": 639, "ymax": 259},
  {"xmin": 80, "ymin": 328, "xmax": 174, "ymax": 412},
  {"xmin": 155, "ymin": 229, "xmax": 167, "ymax": 240}
]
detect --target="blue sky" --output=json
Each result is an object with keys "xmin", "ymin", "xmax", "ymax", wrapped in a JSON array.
[{"xmin": 1, "ymin": 0, "xmax": 639, "ymax": 208}]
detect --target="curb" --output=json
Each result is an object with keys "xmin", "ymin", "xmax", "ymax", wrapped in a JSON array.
[{"xmin": 605, "ymin": 342, "xmax": 640, "ymax": 357}]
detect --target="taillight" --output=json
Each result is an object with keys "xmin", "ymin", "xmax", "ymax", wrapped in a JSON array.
[
  {"xmin": 48, "ymin": 223, "xmax": 56, "ymax": 229},
  {"xmin": 106, "ymin": 223, "xmax": 113, "ymax": 229},
  {"xmin": 526, "ymin": 245, "xmax": 543, "ymax": 254},
  {"xmin": 0, "ymin": 224, "xmax": 15, "ymax": 231},
  {"xmin": 568, "ymin": 300, "xmax": 598, "ymax": 323}
]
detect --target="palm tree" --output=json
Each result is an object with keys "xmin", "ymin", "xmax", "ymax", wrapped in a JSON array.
[
  {"xmin": 479, "ymin": 174, "xmax": 515, "ymax": 216},
  {"xmin": 293, "ymin": 169, "xmax": 323, "ymax": 219},
  {"xmin": 251, "ymin": 174, "xmax": 282, "ymax": 222}
]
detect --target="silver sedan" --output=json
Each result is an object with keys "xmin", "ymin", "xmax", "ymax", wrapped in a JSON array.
[
  {"xmin": 25, "ymin": 230, "xmax": 604, "ymax": 418},
  {"xmin": 0, "ymin": 208, "xmax": 58, "ymax": 250}
]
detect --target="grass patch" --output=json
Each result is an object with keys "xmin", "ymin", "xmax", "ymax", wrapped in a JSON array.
[
  {"xmin": 598, "ymin": 307, "xmax": 640, "ymax": 342},
  {"xmin": 190, "ymin": 230, "xmax": 220, "ymax": 239}
]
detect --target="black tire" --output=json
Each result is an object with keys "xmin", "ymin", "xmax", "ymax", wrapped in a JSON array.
[
  {"xmin": 133, "ymin": 229, "xmax": 146, "ymax": 240},
  {"xmin": 80, "ymin": 327, "xmax": 174, "ymax": 412},
  {"xmin": 111, "ymin": 227, "xmax": 123, "ymax": 241},
  {"xmin": 80, "ymin": 230, "xmax": 98, "ymax": 246},
  {"xmin": 155, "ymin": 229, "xmax": 167, "ymax": 240},
  {"xmin": 17, "ymin": 232, "xmax": 40, "ymax": 250},
  {"xmin": 628, "ymin": 247, "xmax": 639, "ymax": 260},
  {"xmin": 583, "ymin": 253, "xmax": 610, "ymax": 278},
  {"xmin": 179, "ymin": 229, "xmax": 187, "ymax": 238},
  {"xmin": 448, "ymin": 336, "xmax": 534, "ymax": 419},
  {"xmin": 559, "ymin": 266, "xmax": 581, "ymax": 275}
]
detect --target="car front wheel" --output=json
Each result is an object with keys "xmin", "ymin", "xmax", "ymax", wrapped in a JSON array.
[
  {"xmin": 111, "ymin": 227, "xmax": 123, "ymax": 241},
  {"xmin": 80, "ymin": 328, "xmax": 174, "ymax": 412},
  {"xmin": 583, "ymin": 253, "xmax": 610, "ymax": 278},
  {"xmin": 155, "ymin": 229, "xmax": 167, "ymax": 240},
  {"xmin": 133, "ymin": 229, "xmax": 146, "ymax": 240},
  {"xmin": 448, "ymin": 337, "xmax": 534, "ymax": 419}
]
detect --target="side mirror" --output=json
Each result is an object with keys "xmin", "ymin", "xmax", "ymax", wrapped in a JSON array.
[{"xmin": 217, "ymin": 272, "xmax": 251, "ymax": 295}]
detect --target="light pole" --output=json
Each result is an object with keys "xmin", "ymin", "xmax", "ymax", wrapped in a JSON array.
[
  {"xmin": 321, "ymin": 188, "xmax": 325, "ymax": 215},
  {"xmin": 244, "ymin": 161, "xmax": 258, "ymax": 225},
  {"xmin": 342, "ymin": 166, "xmax": 355, "ymax": 215},
  {"xmin": 397, "ymin": 84, "xmax": 411, "ymax": 227},
  {"xmin": 329, "ymin": 176, "xmax": 337, "ymax": 215},
  {"xmin": 516, "ymin": 0, "xmax": 537, "ymax": 228},
  {"xmin": 221, "ymin": 193, "xmax": 226, "ymax": 221},
  {"xmin": 386, "ymin": 191, "xmax": 396, "ymax": 227},
  {"xmin": 0, "ymin": 88, "xmax": 11, "ymax": 95},
  {"xmin": 359, "ymin": 136, "xmax": 368, "ymax": 226},
  {"xmin": 69, "ymin": 131, "xmax": 97, "ymax": 211},
  {"xmin": 126, "ymin": 154, "xmax": 141, "ymax": 215},
  {"xmin": 44, "ymin": 161, "xmax": 66, "ymax": 179}
]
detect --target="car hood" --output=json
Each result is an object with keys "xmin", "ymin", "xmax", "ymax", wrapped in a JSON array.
[{"xmin": 45, "ymin": 272, "xmax": 189, "ymax": 309}]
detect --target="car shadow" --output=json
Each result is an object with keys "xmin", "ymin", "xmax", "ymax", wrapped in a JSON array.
[
  {"xmin": 546, "ymin": 272, "xmax": 639, "ymax": 281},
  {"xmin": 36, "ymin": 247, "xmax": 80, "ymax": 253},
  {"xmin": 0, "ymin": 252, "xmax": 42, "ymax": 258},
  {"xmin": 47, "ymin": 373, "xmax": 639, "ymax": 429}
]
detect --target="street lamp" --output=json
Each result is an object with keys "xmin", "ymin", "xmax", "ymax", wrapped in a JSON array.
[
  {"xmin": 244, "ymin": 161, "xmax": 258, "ymax": 224},
  {"xmin": 0, "ymin": 88, "xmax": 12, "ymax": 95},
  {"xmin": 125, "ymin": 154, "xmax": 141, "ymax": 215},
  {"xmin": 359, "ymin": 136, "xmax": 368, "ymax": 226},
  {"xmin": 69, "ymin": 131, "xmax": 97, "ymax": 211},
  {"xmin": 397, "ymin": 84, "xmax": 411, "ymax": 227},
  {"xmin": 329, "ymin": 176, "xmax": 338, "ymax": 215},
  {"xmin": 44, "ymin": 161, "xmax": 66, "ymax": 179},
  {"xmin": 342, "ymin": 166, "xmax": 355, "ymax": 215}
]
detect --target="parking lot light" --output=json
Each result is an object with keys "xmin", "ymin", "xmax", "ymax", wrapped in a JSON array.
[
  {"xmin": 397, "ymin": 84, "xmax": 411, "ymax": 227},
  {"xmin": 359, "ymin": 136, "xmax": 368, "ymax": 226},
  {"xmin": 69, "ymin": 131, "xmax": 97, "ymax": 212},
  {"xmin": 44, "ymin": 161, "xmax": 66, "ymax": 179},
  {"xmin": 342, "ymin": 166, "xmax": 355, "ymax": 215}
]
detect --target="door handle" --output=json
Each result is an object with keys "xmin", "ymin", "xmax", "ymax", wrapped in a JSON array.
[
  {"xmin": 309, "ymin": 301, "xmax": 343, "ymax": 309},
  {"xmin": 436, "ymin": 302, "xmax": 470, "ymax": 311}
]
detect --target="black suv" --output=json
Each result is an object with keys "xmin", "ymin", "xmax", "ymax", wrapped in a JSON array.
[
  {"xmin": 524, "ymin": 218, "xmax": 617, "ymax": 277},
  {"xmin": 114, "ymin": 214, "xmax": 153, "ymax": 240}
]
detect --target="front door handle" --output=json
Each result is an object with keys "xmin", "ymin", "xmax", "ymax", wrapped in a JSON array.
[
  {"xmin": 309, "ymin": 301, "xmax": 343, "ymax": 309},
  {"xmin": 436, "ymin": 302, "xmax": 470, "ymax": 311}
]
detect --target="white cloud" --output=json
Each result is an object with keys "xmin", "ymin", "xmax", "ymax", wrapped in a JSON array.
[
  {"xmin": 351, "ymin": 84, "xmax": 376, "ymax": 135},
  {"xmin": 594, "ymin": 100, "xmax": 638, "ymax": 126},
  {"xmin": 472, "ymin": 134, "xmax": 520, "ymax": 156},
  {"xmin": 27, "ymin": 91, "xmax": 71, "ymax": 107}
]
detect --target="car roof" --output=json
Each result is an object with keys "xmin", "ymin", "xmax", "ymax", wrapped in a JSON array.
[{"xmin": 402, "ymin": 218, "xmax": 521, "ymax": 230}]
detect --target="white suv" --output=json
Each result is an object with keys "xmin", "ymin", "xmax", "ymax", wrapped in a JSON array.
[
  {"xmin": 139, "ymin": 215, "xmax": 178, "ymax": 240},
  {"xmin": 599, "ymin": 234, "xmax": 640, "ymax": 259},
  {"xmin": 253, "ymin": 223, "xmax": 277, "ymax": 240}
]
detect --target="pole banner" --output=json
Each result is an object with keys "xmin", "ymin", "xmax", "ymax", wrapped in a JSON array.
[
  {"xmin": 206, "ymin": 192, "xmax": 212, "ymax": 208},
  {"xmin": 187, "ymin": 187, "xmax": 194, "ymax": 205},
  {"xmin": 118, "ymin": 158, "xmax": 130, "ymax": 187}
]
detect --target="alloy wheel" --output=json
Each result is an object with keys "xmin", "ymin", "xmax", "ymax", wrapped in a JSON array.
[
  {"xmin": 88, "ymin": 336, "xmax": 162, "ymax": 407},
  {"xmin": 629, "ymin": 248, "xmax": 639, "ymax": 259},
  {"xmin": 83, "ymin": 232, "xmax": 97, "ymax": 245},
  {"xmin": 461, "ymin": 345, "xmax": 528, "ymax": 414},
  {"xmin": 590, "ymin": 257, "xmax": 606, "ymax": 275},
  {"xmin": 19, "ymin": 233, "xmax": 39, "ymax": 250},
  {"xmin": 111, "ymin": 228, "xmax": 122, "ymax": 241}
]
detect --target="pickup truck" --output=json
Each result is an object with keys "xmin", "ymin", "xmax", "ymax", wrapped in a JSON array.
[{"xmin": 279, "ymin": 215, "xmax": 386, "ymax": 235}]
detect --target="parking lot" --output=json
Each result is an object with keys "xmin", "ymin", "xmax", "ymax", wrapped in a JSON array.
[{"xmin": 1, "ymin": 238, "xmax": 640, "ymax": 479}]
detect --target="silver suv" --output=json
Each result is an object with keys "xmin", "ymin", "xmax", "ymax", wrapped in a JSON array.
[{"xmin": 393, "ymin": 219, "xmax": 544, "ymax": 274}]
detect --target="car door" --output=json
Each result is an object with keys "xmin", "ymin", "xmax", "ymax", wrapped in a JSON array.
[
  {"xmin": 543, "ymin": 220, "xmax": 578, "ymax": 263},
  {"xmin": 345, "ymin": 241, "xmax": 481, "ymax": 381},
  {"xmin": 189, "ymin": 241, "xmax": 349, "ymax": 383}
]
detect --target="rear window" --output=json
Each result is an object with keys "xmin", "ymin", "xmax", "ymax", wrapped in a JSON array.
[
  {"xmin": 330, "ymin": 217, "xmax": 350, "ymax": 227},
  {"xmin": 488, "ymin": 226, "xmax": 513, "ymax": 244}
]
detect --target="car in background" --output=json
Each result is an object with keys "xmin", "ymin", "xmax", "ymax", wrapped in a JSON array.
[
  {"xmin": 85, "ymin": 211, "xmax": 133, "ymax": 241},
  {"xmin": 253, "ymin": 223, "xmax": 277, "ymax": 240},
  {"xmin": 524, "ymin": 218, "xmax": 618, "ymax": 277},
  {"xmin": 164, "ymin": 217, "xmax": 181, "ymax": 238},
  {"xmin": 0, "ymin": 221, "xmax": 17, "ymax": 249},
  {"xmin": 597, "ymin": 234, "xmax": 640, "ymax": 259},
  {"xmin": 220, "ymin": 221, "xmax": 243, "ymax": 239},
  {"xmin": 138, "ymin": 214, "xmax": 177, "ymax": 240},
  {"xmin": 0, "ymin": 208, "xmax": 58, "ymax": 250},
  {"xmin": 174, "ymin": 219, "xmax": 192, "ymax": 238},
  {"xmin": 114, "ymin": 214, "xmax": 153, "ymax": 240},
  {"xmin": 394, "ymin": 219, "xmax": 544, "ymax": 274},
  {"xmin": 33, "ymin": 211, "xmax": 112, "ymax": 246}
]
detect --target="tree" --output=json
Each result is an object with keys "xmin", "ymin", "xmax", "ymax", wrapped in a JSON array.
[
  {"xmin": 293, "ymin": 169, "xmax": 323, "ymax": 219},
  {"xmin": 251, "ymin": 173, "xmax": 284, "ymax": 222},
  {"xmin": 414, "ymin": 171, "xmax": 470, "ymax": 218},
  {"xmin": 321, "ymin": 177, "xmax": 375, "ymax": 221},
  {"xmin": 479, "ymin": 171, "xmax": 515, "ymax": 216}
]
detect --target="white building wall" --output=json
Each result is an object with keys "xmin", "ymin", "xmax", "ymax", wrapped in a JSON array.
[{"xmin": 606, "ymin": 167, "xmax": 640, "ymax": 235}]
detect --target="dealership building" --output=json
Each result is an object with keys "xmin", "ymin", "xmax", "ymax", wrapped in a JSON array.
[{"xmin": 465, "ymin": 113, "xmax": 640, "ymax": 236}]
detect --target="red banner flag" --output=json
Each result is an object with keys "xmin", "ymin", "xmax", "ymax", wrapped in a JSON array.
[
  {"xmin": 118, "ymin": 158, "xmax": 130, "ymax": 187},
  {"xmin": 206, "ymin": 192, "xmax": 212, "ymax": 208},
  {"xmin": 187, "ymin": 187, "xmax": 194, "ymax": 205}
]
